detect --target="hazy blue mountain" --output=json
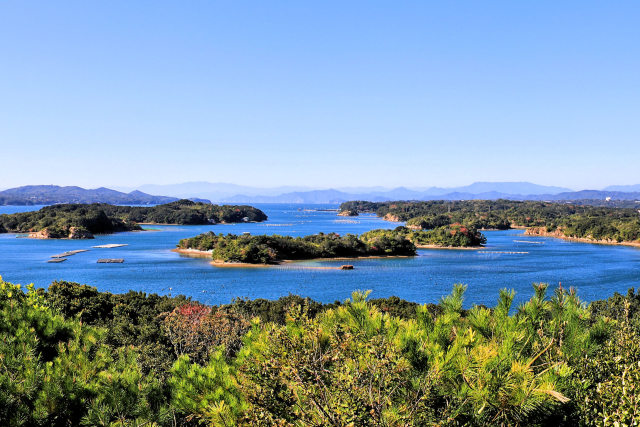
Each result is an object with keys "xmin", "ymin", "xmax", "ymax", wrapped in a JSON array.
[
  {"xmin": 217, "ymin": 182, "xmax": 576, "ymax": 203},
  {"xmin": 135, "ymin": 181, "xmax": 573, "ymax": 203},
  {"xmin": 222, "ymin": 189, "xmax": 640, "ymax": 204},
  {"xmin": 227, "ymin": 189, "xmax": 356, "ymax": 204},
  {"xmin": 533, "ymin": 190, "xmax": 640, "ymax": 201},
  {"xmin": 603, "ymin": 184, "xmax": 640, "ymax": 192},
  {"xmin": 443, "ymin": 182, "xmax": 571, "ymax": 195},
  {"xmin": 0, "ymin": 185, "xmax": 179, "ymax": 205},
  {"xmin": 6, "ymin": 182, "xmax": 634, "ymax": 206},
  {"xmin": 136, "ymin": 182, "xmax": 315, "ymax": 201}
]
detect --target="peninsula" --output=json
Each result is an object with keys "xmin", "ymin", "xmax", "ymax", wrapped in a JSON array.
[
  {"xmin": 0, "ymin": 200, "xmax": 268, "ymax": 239},
  {"xmin": 339, "ymin": 200, "xmax": 640, "ymax": 246}
]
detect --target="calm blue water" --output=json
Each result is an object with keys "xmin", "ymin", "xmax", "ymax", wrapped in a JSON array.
[{"xmin": 1, "ymin": 204, "xmax": 639, "ymax": 307}]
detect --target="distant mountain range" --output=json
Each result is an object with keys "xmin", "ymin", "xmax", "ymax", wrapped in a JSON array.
[
  {"xmin": 603, "ymin": 184, "xmax": 640, "ymax": 192},
  {"xmin": 1, "ymin": 182, "xmax": 639, "ymax": 206},
  {"xmin": 120, "ymin": 181, "xmax": 575, "ymax": 203},
  {"xmin": 222, "ymin": 189, "xmax": 640, "ymax": 204},
  {"xmin": 0, "ymin": 185, "xmax": 180, "ymax": 206}
]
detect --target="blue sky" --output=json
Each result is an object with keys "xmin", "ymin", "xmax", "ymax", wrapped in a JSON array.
[{"xmin": 1, "ymin": 1, "xmax": 638, "ymax": 190}]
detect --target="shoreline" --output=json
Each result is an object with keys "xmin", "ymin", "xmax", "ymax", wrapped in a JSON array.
[
  {"xmin": 172, "ymin": 248, "xmax": 213, "ymax": 258},
  {"xmin": 524, "ymin": 228, "xmax": 640, "ymax": 248},
  {"xmin": 174, "ymin": 247, "xmax": 417, "ymax": 267},
  {"xmin": 139, "ymin": 220, "xmax": 263, "ymax": 226}
]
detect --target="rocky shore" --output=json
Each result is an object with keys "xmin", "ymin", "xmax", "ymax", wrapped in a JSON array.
[
  {"xmin": 524, "ymin": 227, "xmax": 640, "ymax": 248},
  {"xmin": 28, "ymin": 226, "xmax": 94, "ymax": 239}
]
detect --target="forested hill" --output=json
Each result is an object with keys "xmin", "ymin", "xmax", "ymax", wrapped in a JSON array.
[
  {"xmin": 0, "ymin": 200, "xmax": 268, "ymax": 239},
  {"xmin": 102, "ymin": 200, "xmax": 268, "ymax": 224},
  {"xmin": 178, "ymin": 229, "xmax": 417, "ymax": 263},
  {"xmin": 340, "ymin": 200, "xmax": 640, "ymax": 244},
  {"xmin": 178, "ymin": 226, "xmax": 485, "ymax": 263},
  {"xmin": 0, "ymin": 185, "xmax": 179, "ymax": 205}
]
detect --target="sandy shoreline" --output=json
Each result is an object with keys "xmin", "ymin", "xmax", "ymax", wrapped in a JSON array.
[
  {"xmin": 173, "ymin": 248, "xmax": 213, "ymax": 258},
  {"xmin": 174, "ymin": 248, "xmax": 417, "ymax": 267},
  {"xmin": 523, "ymin": 230, "xmax": 640, "ymax": 249}
]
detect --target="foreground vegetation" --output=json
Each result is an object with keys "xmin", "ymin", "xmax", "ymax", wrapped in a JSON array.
[
  {"xmin": 3, "ymin": 276, "xmax": 640, "ymax": 425},
  {"xmin": 340, "ymin": 200, "xmax": 640, "ymax": 244},
  {"xmin": 0, "ymin": 200, "xmax": 267, "ymax": 238},
  {"xmin": 178, "ymin": 226, "xmax": 485, "ymax": 264}
]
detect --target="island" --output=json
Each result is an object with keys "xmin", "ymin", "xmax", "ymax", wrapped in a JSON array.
[
  {"xmin": 177, "ymin": 225, "xmax": 485, "ymax": 265},
  {"xmin": 101, "ymin": 199, "xmax": 268, "ymax": 225},
  {"xmin": 177, "ymin": 229, "xmax": 416, "ymax": 264},
  {"xmin": 0, "ymin": 200, "xmax": 268, "ymax": 239},
  {"xmin": 339, "ymin": 200, "xmax": 640, "ymax": 246}
]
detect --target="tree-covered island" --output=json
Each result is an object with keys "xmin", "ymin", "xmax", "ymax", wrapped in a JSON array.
[
  {"xmin": 178, "ymin": 226, "xmax": 486, "ymax": 264},
  {"xmin": 0, "ymin": 200, "xmax": 267, "ymax": 239},
  {"xmin": 340, "ymin": 200, "xmax": 640, "ymax": 245}
]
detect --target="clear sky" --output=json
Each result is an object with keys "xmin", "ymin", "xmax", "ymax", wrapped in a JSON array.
[{"xmin": 1, "ymin": 1, "xmax": 639, "ymax": 190}]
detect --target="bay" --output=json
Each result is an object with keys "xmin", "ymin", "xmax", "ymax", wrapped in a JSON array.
[{"xmin": 0, "ymin": 203, "xmax": 638, "ymax": 307}]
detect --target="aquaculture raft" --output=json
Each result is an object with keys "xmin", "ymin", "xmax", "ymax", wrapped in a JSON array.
[{"xmin": 50, "ymin": 249, "xmax": 89, "ymax": 258}]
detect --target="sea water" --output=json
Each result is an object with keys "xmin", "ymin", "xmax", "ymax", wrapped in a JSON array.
[{"xmin": 0, "ymin": 203, "xmax": 638, "ymax": 307}]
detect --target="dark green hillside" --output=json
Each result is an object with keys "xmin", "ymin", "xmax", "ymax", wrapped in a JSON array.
[
  {"xmin": 0, "ymin": 204, "xmax": 141, "ymax": 238},
  {"xmin": 178, "ymin": 228, "xmax": 417, "ymax": 264},
  {"xmin": 179, "ymin": 225, "xmax": 485, "ymax": 264},
  {"xmin": 340, "ymin": 199, "xmax": 640, "ymax": 244},
  {"xmin": 103, "ymin": 199, "xmax": 268, "ymax": 224},
  {"xmin": 0, "ymin": 200, "xmax": 267, "ymax": 238}
]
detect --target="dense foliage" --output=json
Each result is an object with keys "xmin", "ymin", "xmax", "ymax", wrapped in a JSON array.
[
  {"xmin": 6, "ymin": 277, "xmax": 640, "ymax": 425},
  {"xmin": 0, "ymin": 200, "xmax": 267, "ymax": 238},
  {"xmin": 178, "ymin": 229, "xmax": 418, "ymax": 263},
  {"xmin": 404, "ymin": 224, "xmax": 487, "ymax": 247},
  {"xmin": 340, "ymin": 200, "xmax": 640, "ymax": 243},
  {"xmin": 101, "ymin": 199, "xmax": 268, "ymax": 224},
  {"xmin": 0, "ymin": 204, "xmax": 141, "ymax": 238}
]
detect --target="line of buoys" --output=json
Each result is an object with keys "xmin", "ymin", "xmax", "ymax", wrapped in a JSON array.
[{"xmin": 478, "ymin": 251, "xmax": 529, "ymax": 254}]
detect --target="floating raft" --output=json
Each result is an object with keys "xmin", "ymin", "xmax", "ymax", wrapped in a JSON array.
[
  {"xmin": 513, "ymin": 240, "xmax": 544, "ymax": 244},
  {"xmin": 92, "ymin": 244, "xmax": 128, "ymax": 248},
  {"xmin": 50, "ymin": 249, "xmax": 89, "ymax": 258},
  {"xmin": 97, "ymin": 258, "xmax": 124, "ymax": 263},
  {"xmin": 47, "ymin": 258, "xmax": 67, "ymax": 263}
]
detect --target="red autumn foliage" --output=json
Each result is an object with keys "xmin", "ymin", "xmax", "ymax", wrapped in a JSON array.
[{"xmin": 163, "ymin": 303, "xmax": 250, "ymax": 363}]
